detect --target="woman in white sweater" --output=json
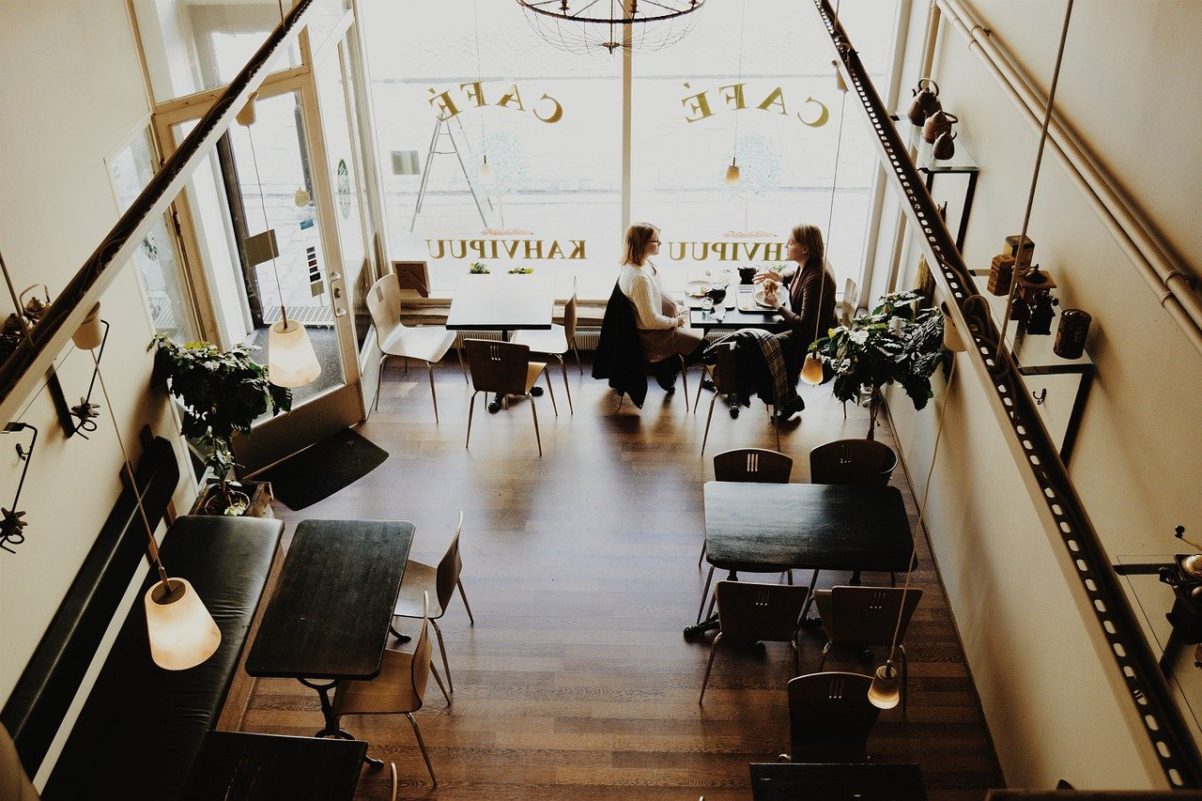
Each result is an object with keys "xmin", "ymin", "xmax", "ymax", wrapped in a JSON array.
[{"xmin": 617, "ymin": 223, "xmax": 705, "ymax": 390}]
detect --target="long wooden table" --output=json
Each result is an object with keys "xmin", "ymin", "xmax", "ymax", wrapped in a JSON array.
[
  {"xmin": 181, "ymin": 731, "xmax": 366, "ymax": 801},
  {"xmin": 246, "ymin": 519, "xmax": 413, "ymax": 754}
]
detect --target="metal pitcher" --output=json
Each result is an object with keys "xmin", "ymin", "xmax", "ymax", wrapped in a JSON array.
[
  {"xmin": 906, "ymin": 78, "xmax": 941, "ymax": 126},
  {"xmin": 932, "ymin": 129, "xmax": 957, "ymax": 160},
  {"xmin": 922, "ymin": 110, "xmax": 958, "ymax": 144}
]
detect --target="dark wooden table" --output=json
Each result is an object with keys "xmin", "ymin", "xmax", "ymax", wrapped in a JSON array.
[
  {"xmin": 246, "ymin": 519, "xmax": 413, "ymax": 747},
  {"xmin": 687, "ymin": 286, "xmax": 787, "ymax": 334},
  {"xmin": 749, "ymin": 762, "xmax": 927, "ymax": 801},
  {"xmin": 446, "ymin": 274, "xmax": 555, "ymax": 335},
  {"xmin": 687, "ymin": 482, "xmax": 914, "ymax": 636},
  {"xmin": 181, "ymin": 731, "xmax": 366, "ymax": 801}
]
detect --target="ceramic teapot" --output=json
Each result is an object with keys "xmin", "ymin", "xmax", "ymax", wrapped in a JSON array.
[
  {"xmin": 906, "ymin": 78, "xmax": 941, "ymax": 126},
  {"xmin": 922, "ymin": 110, "xmax": 958, "ymax": 144},
  {"xmin": 933, "ymin": 129, "xmax": 957, "ymax": 160}
]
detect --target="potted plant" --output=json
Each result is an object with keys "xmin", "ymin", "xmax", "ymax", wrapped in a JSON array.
[
  {"xmin": 810, "ymin": 289, "xmax": 944, "ymax": 441},
  {"xmin": 508, "ymin": 266, "xmax": 534, "ymax": 275},
  {"xmin": 150, "ymin": 335, "xmax": 291, "ymax": 515},
  {"xmin": 469, "ymin": 261, "xmax": 490, "ymax": 274}
]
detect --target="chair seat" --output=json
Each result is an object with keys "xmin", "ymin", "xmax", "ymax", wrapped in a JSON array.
[
  {"xmin": 332, "ymin": 644, "xmax": 420, "ymax": 715},
  {"xmin": 393, "ymin": 560, "xmax": 445, "ymax": 619},
  {"xmin": 380, "ymin": 326, "xmax": 455, "ymax": 363},
  {"xmin": 525, "ymin": 361, "xmax": 548, "ymax": 392},
  {"xmin": 511, "ymin": 325, "xmax": 568, "ymax": 356}
]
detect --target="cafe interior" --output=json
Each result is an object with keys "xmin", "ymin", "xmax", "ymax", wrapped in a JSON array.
[{"xmin": 2, "ymin": 1, "xmax": 1202, "ymax": 799}]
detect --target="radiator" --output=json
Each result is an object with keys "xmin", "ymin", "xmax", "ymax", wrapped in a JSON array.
[{"xmin": 453, "ymin": 329, "xmax": 602, "ymax": 351}]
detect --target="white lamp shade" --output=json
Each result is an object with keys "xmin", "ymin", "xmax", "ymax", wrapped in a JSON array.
[
  {"xmin": 479, "ymin": 155, "xmax": 493, "ymax": 181},
  {"xmin": 800, "ymin": 353, "xmax": 825, "ymax": 385},
  {"xmin": 867, "ymin": 662, "xmax": 901, "ymax": 710},
  {"xmin": 144, "ymin": 578, "xmax": 221, "ymax": 671},
  {"xmin": 943, "ymin": 313, "xmax": 967, "ymax": 352},
  {"xmin": 833, "ymin": 61, "xmax": 849, "ymax": 93},
  {"xmin": 268, "ymin": 319, "xmax": 321, "ymax": 388},
  {"xmin": 72, "ymin": 303, "xmax": 103, "ymax": 350}
]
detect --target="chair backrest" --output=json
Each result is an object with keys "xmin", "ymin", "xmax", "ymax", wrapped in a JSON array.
[
  {"xmin": 824, "ymin": 586, "xmax": 923, "ymax": 649},
  {"xmin": 809, "ymin": 439, "xmax": 897, "ymax": 486},
  {"xmin": 564, "ymin": 278, "xmax": 578, "ymax": 342},
  {"xmin": 713, "ymin": 448, "xmax": 793, "ymax": 483},
  {"xmin": 435, "ymin": 512, "xmax": 465, "ymax": 611},
  {"xmin": 409, "ymin": 592, "xmax": 434, "ymax": 706},
  {"xmin": 367, "ymin": 273, "xmax": 404, "ymax": 341},
  {"xmin": 708, "ymin": 342, "xmax": 739, "ymax": 393},
  {"xmin": 465, "ymin": 339, "xmax": 531, "ymax": 396},
  {"xmin": 715, "ymin": 581, "xmax": 809, "ymax": 644},
  {"xmin": 838, "ymin": 277, "xmax": 858, "ymax": 327},
  {"xmin": 787, "ymin": 672, "xmax": 879, "ymax": 762}
]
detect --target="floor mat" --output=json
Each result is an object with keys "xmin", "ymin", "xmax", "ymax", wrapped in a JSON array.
[{"xmin": 259, "ymin": 428, "xmax": 388, "ymax": 510}]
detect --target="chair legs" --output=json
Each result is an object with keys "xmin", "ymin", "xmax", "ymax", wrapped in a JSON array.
[
  {"xmin": 456, "ymin": 346, "xmax": 468, "ymax": 384},
  {"xmin": 426, "ymin": 361, "xmax": 439, "ymax": 423},
  {"xmin": 430, "ymin": 618, "xmax": 453, "ymax": 693},
  {"xmin": 571, "ymin": 341, "xmax": 582, "ymax": 375},
  {"xmin": 529, "ymin": 392, "xmax": 542, "ymax": 457},
  {"xmin": 698, "ymin": 631, "xmax": 724, "ymax": 704},
  {"xmin": 465, "ymin": 391, "xmax": 478, "ymax": 449},
  {"xmin": 698, "ymin": 538, "xmax": 707, "ymax": 568},
  {"xmin": 430, "ymin": 662, "xmax": 452, "ymax": 707},
  {"xmin": 557, "ymin": 355, "xmax": 574, "ymax": 414},
  {"xmin": 700, "ymin": 393, "xmax": 719, "ymax": 454},
  {"xmin": 457, "ymin": 579, "xmax": 475, "ymax": 625},
  {"xmin": 678, "ymin": 354, "xmax": 690, "ymax": 403},
  {"xmin": 373, "ymin": 354, "xmax": 389, "ymax": 412},
  {"xmin": 697, "ymin": 565, "xmax": 715, "ymax": 624},
  {"xmin": 404, "ymin": 712, "xmax": 438, "ymax": 787},
  {"xmin": 542, "ymin": 367, "xmax": 558, "ymax": 417}
]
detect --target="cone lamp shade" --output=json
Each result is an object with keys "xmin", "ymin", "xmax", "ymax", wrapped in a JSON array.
[
  {"xmin": 72, "ymin": 303, "xmax": 104, "ymax": 350},
  {"xmin": 800, "ymin": 353, "xmax": 825, "ymax": 385},
  {"xmin": 833, "ymin": 60, "xmax": 849, "ymax": 93},
  {"xmin": 144, "ymin": 577, "xmax": 221, "ymax": 671},
  {"xmin": 479, "ymin": 154, "xmax": 492, "ymax": 182},
  {"xmin": 268, "ymin": 319, "xmax": 321, "ymax": 388},
  {"xmin": 724, "ymin": 158, "xmax": 740, "ymax": 184},
  {"xmin": 868, "ymin": 661, "xmax": 901, "ymax": 709}
]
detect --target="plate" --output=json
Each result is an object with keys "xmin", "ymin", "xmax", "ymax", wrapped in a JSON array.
[
  {"xmin": 754, "ymin": 287, "xmax": 783, "ymax": 308},
  {"xmin": 685, "ymin": 280, "xmax": 711, "ymax": 298}
]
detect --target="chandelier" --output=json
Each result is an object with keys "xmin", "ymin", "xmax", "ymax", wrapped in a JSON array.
[{"xmin": 517, "ymin": 0, "xmax": 706, "ymax": 54}]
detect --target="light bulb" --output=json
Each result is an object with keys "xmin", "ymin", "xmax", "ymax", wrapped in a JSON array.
[
  {"xmin": 480, "ymin": 154, "xmax": 493, "ymax": 181},
  {"xmin": 867, "ymin": 661, "xmax": 901, "ymax": 709},
  {"xmin": 724, "ymin": 158, "xmax": 740, "ymax": 184},
  {"xmin": 800, "ymin": 353, "xmax": 825, "ymax": 385},
  {"xmin": 268, "ymin": 319, "xmax": 322, "ymax": 388},
  {"xmin": 144, "ymin": 578, "xmax": 222, "ymax": 670}
]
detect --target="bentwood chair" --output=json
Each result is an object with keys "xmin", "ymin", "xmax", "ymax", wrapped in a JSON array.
[
  {"xmin": 512, "ymin": 278, "xmax": 582, "ymax": 413},
  {"xmin": 464, "ymin": 339, "xmax": 558, "ymax": 456},
  {"xmin": 698, "ymin": 581, "xmax": 809, "ymax": 704},
  {"xmin": 332, "ymin": 592, "xmax": 450, "ymax": 787},
  {"xmin": 393, "ymin": 511, "xmax": 475, "ymax": 693},
  {"xmin": 814, "ymin": 586, "xmax": 923, "ymax": 716},
  {"xmin": 783, "ymin": 672, "xmax": 879, "ymax": 763},
  {"xmin": 367, "ymin": 274, "xmax": 463, "ymax": 422},
  {"xmin": 697, "ymin": 342, "xmax": 781, "ymax": 453},
  {"xmin": 700, "ymin": 448, "xmax": 793, "ymax": 579}
]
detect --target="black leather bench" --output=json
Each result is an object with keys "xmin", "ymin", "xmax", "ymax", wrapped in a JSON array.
[{"xmin": 0, "ymin": 436, "xmax": 283, "ymax": 801}]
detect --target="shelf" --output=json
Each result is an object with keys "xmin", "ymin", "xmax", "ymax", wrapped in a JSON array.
[{"xmin": 890, "ymin": 114, "xmax": 980, "ymax": 175}]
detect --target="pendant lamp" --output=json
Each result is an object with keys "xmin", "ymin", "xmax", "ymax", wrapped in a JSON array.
[
  {"xmin": 867, "ymin": 661, "xmax": 901, "ymax": 709},
  {"xmin": 800, "ymin": 353, "xmax": 826, "ymax": 385},
  {"xmin": 238, "ymin": 95, "xmax": 321, "ymax": 388},
  {"xmin": 480, "ymin": 153, "xmax": 493, "ymax": 182},
  {"xmin": 724, "ymin": 0, "xmax": 747, "ymax": 186},
  {"xmin": 82, "ymin": 306, "xmax": 221, "ymax": 670},
  {"xmin": 724, "ymin": 158, "xmax": 741, "ymax": 185},
  {"xmin": 833, "ymin": 59, "xmax": 849, "ymax": 93}
]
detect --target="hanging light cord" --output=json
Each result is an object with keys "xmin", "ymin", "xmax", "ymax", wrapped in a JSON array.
[
  {"xmin": 731, "ymin": 0, "xmax": 747, "ymax": 159},
  {"xmin": 474, "ymin": 0, "xmax": 487, "ymax": 161},
  {"xmin": 245, "ymin": 126, "xmax": 289, "ymax": 329},
  {"xmin": 91, "ymin": 349, "xmax": 171, "ymax": 590},
  {"xmin": 810, "ymin": 78, "xmax": 849, "ymax": 348},
  {"xmin": 996, "ymin": 0, "xmax": 1075, "ymax": 355}
]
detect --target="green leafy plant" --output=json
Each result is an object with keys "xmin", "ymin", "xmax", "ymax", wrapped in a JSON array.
[
  {"xmin": 810, "ymin": 289, "xmax": 944, "ymax": 440},
  {"xmin": 507, "ymin": 266, "xmax": 534, "ymax": 274},
  {"xmin": 469, "ymin": 261, "xmax": 490, "ymax": 274},
  {"xmin": 150, "ymin": 335, "xmax": 291, "ymax": 512}
]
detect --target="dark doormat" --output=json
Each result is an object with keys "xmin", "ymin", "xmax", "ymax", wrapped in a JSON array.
[{"xmin": 259, "ymin": 428, "xmax": 388, "ymax": 510}]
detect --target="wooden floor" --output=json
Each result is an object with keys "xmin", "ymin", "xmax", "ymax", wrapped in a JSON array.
[{"xmin": 232, "ymin": 357, "xmax": 1003, "ymax": 801}]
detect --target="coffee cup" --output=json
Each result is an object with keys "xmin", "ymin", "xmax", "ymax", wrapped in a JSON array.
[{"xmin": 738, "ymin": 266, "xmax": 756, "ymax": 285}]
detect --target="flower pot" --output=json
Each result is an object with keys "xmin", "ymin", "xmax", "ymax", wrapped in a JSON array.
[{"xmin": 191, "ymin": 480, "xmax": 274, "ymax": 518}]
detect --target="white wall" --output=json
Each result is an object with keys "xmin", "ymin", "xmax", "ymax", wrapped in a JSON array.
[
  {"xmin": 886, "ymin": 0, "xmax": 1202, "ymax": 789},
  {"xmin": 0, "ymin": 0, "xmax": 192, "ymax": 720}
]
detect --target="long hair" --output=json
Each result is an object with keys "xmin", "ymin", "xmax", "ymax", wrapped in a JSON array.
[
  {"xmin": 622, "ymin": 223, "xmax": 659, "ymax": 267},
  {"xmin": 791, "ymin": 223, "xmax": 825, "ymax": 270}
]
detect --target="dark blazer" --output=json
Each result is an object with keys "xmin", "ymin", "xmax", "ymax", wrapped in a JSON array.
[{"xmin": 592, "ymin": 283, "xmax": 648, "ymax": 408}]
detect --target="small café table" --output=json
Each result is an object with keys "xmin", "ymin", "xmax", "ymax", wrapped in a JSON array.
[
  {"xmin": 446, "ymin": 273, "xmax": 556, "ymax": 411},
  {"xmin": 686, "ymin": 284, "xmax": 788, "ymax": 334},
  {"xmin": 749, "ymin": 762, "xmax": 927, "ymax": 801},
  {"xmin": 686, "ymin": 482, "xmax": 914, "ymax": 636},
  {"xmin": 180, "ymin": 731, "xmax": 366, "ymax": 801},
  {"xmin": 246, "ymin": 519, "xmax": 413, "ymax": 762}
]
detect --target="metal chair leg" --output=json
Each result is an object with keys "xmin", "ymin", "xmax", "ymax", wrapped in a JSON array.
[
  {"xmin": 430, "ymin": 662, "xmax": 452, "ymax": 707},
  {"xmin": 698, "ymin": 538, "xmax": 707, "ymax": 568},
  {"xmin": 457, "ymin": 579, "xmax": 475, "ymax": 625},
  {"xmin": 701, "ymin": 393, "xmax": 719, "ymax": 454},
  {"xmin": 465, "ymin": 391, "xmax": 478, "ymax": 449},
  {"xmin": 818, "ymin": 641, "xmax": 831, "ymax": 670},
  {"xmin": 430, "ymin": 618, "xmax": 453, "ymax": 692},
  {"xmin": 572, "ymin": 341, "xmax": 582, "ymax": 375},
  {"xmin": 698, "ymin": 632, "xmax": 724, "ymax": 704},
  {"xmin": 774, "ymin": 413, "xmax": 781, "ymax": 450},
  {"xmin": 427, "ymin": 361, "xmax": 439, "ymax": 423},
  {"xmin": 558, "ymin": 355, "xmax": 573, "ymax": 414},
  {"xmin": 404, "ymin": 713, "xmax": 438, "ymax": 787},
  {"xmin": 529, "ymin": 393, "xmax": 542, "ymax": 456},
  {"xmin": 697, "ymin": 565, "xmax": 715, "ymax": 624},
  {"xmin": 373, "ymin": 354, "xmax": 388, "ymax": 412},
  {"xmin": 456, "ymin": 346, "xmax": 468, "ymax": 384},
  {"xmin": 678, "ymin": 354, "xmax": 689, "ymax": 404},
  {"xmin": 542, "ymin": 367, "xmax": 558, "ymax": 416}
]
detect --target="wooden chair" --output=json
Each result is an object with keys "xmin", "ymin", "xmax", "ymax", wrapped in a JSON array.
[
  {"xmin": 838, "ymin": 276, "xmax": 859, "ymax": 327},
  {"xmin": 512, "ymin": 278, "xmax": 582, "ymax": 413},
  {"xmin": 393, "ymin": 511, "xmax": 475, "ymax": 693},
  {"xmin": 814, "ymin": 586, "xmax": 923, "ymax": 716},
  {"xmin": 697, "ymin": 342, "xmax": 781, "ymax": 453},
  {"xmin": 809, "ymin": 439, "xmax": 898, "ymax": 487},
  {"xmin": 698, "ymin": 581, "xmax": 809, "ymax": 704},
  {"xmin": 783, "ymin": 672, "xmax": 879, "ymax": 762},
  {"xmin": 464, "ymin": 339, "xmax": 557, "ymax": 456},
  {"xmin": 700, "ymin": 447, "xmax": 793, "ymax": 573},
  {"xmin": 332, "ymin": 592, "xmax": 450, "ymax": 787},
  {"xmin": 367, "ymin": 274, "xmax": 463, "ymax": 422}
]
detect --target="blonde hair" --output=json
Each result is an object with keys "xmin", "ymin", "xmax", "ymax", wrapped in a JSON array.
[
  {"xmin": 622, "ymin": 222, "xmax": 660, "ymax": 267},
  {"xmin": 790, "ymin": 223, "xmax": 825, "ymax": 269}
]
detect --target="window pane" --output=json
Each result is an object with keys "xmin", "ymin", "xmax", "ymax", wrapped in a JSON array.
[{"xmin": 363, "ymin": 0, "xmax": 621, "ymax": 299}]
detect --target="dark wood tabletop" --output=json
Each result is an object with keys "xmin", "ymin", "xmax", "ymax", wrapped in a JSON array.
[
  {"xmin": 246, "ymin": 519, "xmax": 413, "ymax": 680},
  {"xmin": 703, "ymin": 482, "xmax": 913, "ymax": 574},
  {"xmin": 689, "ymin": 306, "xmax": 788, "ymax": 332},
  {"xmin": 750, "ymin": 762, "xmax": 926, "ymax": 801},
  {"xmin": 181, "ymin": 731, "xmax": 366, "ymax": 801},
  {"xmin": 446, "ymin": 274, "xmax": 555, "ymax": 331}
]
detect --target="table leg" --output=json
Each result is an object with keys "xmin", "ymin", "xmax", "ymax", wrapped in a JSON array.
[
  {"xmin": 799, "ymin": 569, "xmax": 823, "ymax": 628},
  {"xmin": 486, "ymin": 328, "xmax": 541, "ymax": 412},
  {"xmin": 299, "ymin": 677, "xmax": 384, "ymax": 767}
]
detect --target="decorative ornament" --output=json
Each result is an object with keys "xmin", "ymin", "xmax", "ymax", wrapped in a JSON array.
[{"xmin": 516, "ymin": 0, "xmax": 706, "ymax": 55}]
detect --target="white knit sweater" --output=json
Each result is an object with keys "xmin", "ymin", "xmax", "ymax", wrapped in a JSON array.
[{"xmin": 618, "ymin": 261, "xmax": 677, "ymax": 330}]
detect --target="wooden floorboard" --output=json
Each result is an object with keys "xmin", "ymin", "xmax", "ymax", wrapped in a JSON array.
[{"xmin": 227, "ymin": 358, "xmax": 1004, "ymax": 800}]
